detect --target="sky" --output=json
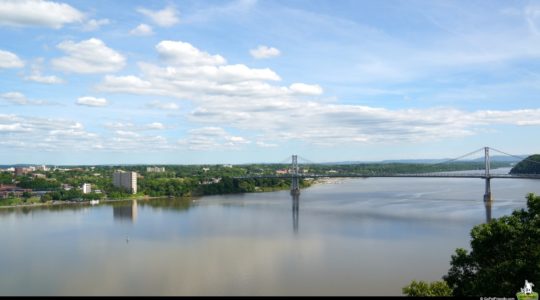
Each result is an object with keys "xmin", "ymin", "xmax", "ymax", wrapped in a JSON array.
[{"xmin": 1, "ymin": 0, "xmax": 540, "ymax": 165}]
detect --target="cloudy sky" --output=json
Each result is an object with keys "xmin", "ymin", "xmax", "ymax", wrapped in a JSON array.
[{"xmin": 1, "ymin": 0, "xmax": 540, "ymax": 165}]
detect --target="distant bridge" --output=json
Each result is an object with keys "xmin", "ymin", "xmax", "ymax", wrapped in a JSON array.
[{"xmin": 234, "ymin": 147, "xmax": 540, "ymax": 202}]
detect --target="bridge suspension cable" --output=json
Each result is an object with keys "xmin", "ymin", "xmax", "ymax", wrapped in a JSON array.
[
  {"xmin": 297, "ymin": 155, "xmax": 316, "ymax": 165},
  {"xmin": 428, "ymin": 147, "xmax": 485, "ymax": 166},
  {"xmin": 489, "ymin": 147, "xmax": 540, "ymax": 165}
]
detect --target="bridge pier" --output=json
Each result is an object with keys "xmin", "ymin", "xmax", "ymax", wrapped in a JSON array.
[
  {"xmin": 483, "ymin": 178, "xmax": 492, "ymax": 202},
  {"xmin": 291, "ymin": 155, "xmax": 300, "ymax": 196},
  {"xmin": 483, "ymin": 147, "xmax": 492, "ymax": 203}
]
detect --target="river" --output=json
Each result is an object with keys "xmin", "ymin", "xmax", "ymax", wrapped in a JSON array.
[{"xmin": 1, "ymin": 168, "xmax": 539, "ymax": 295}]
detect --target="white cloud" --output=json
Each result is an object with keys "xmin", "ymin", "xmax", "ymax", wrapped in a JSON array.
[
  {"xmin": 146, "ymin": 100, "xmax": 179, "ymax": 111},
  {"xmin": 0, "ymin": 92, "xmax": 28, "ymax": 105},
  {"xmin": 137, "ymin": 5, "xmax": 179, "ymax": 27},
  {"xmin": 250, "ymin": 45, "xmax": 281, "ymax": 59},
  {"xmin": 256, "ymin": 141, "xmax": 278, "ymax": 148},
  {"xmin": 0, "ymin": 114, "xmax": 100, "ymax": 151},
  {"xmin": 0, "ymin": 50, "xmax": 24, "ymax": 68},
  {"xmin": 0, "ymin": 0, "xmax": 84, "ymax": 29},
  {"xmin": 156, "ymin": 40, "xmax": 226, "ymax": 66},
  {"xmin": 52, "ymin": 38, "xmax": 126, "ymax": 73},
  {"xmin": 76, "ymin": 96, "xmax": 108, "ymax": 107},
  {"xmin": 146, "ymin": 122, "xmax": 165, "ymax": 130},
  {"xmin": 178, "ymin": 127, "xmax": 250, "ymax": 150},
  {"xmin": 24, "ymin": 74, "xmax": 64, "ymax": 84},
  {"xmin": 130, "ymin": 23, "xmax": 153, "ymax": 36},
  {"xmin": 24, "ymin": 58, "xmax": 64, "ymax": 84},
  {"xmin": 82, "ymin": 18, "xmax": 110, "ymax": 31},
  {"xmin": 97, "ymin": 39, "xmax": 540, "ymax": 148},
  {"xmin": 289, "ymin": 83, "xmax": 323, "ymax": 95},
  {"xmin": 0, "ymin": 92, "xmax": 46, "ymax": 105}
]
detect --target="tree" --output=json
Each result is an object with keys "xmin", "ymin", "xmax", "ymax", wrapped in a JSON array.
[
  {"xmin": 510, "ymin": 155, "xmax": 540, "ymax": 174},
  {"xmin": 402, "ymin": 280, "xmax": 452, "ymax": 296},
  {"xmin": 443, "ymin": 193, "xmax": 540, "ymax": 297}
]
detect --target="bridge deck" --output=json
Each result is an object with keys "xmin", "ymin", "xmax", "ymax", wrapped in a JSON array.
[{"xmin": 234, "ymin": 174, "xmax": 540, "ymax": 180}]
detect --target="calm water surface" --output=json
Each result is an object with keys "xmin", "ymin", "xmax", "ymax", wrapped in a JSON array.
[{"xmin": 1, "ymin": 168, "xmax": 539, "ymax": 296}]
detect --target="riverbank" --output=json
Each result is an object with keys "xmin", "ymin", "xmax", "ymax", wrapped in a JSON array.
[
  {"xmin": 0, "ymin": 195, "xmax": 165, "ymax": 209},
  {"xmin": 0, "ymin": 177, "xmax": 336, "ymax": 209}
]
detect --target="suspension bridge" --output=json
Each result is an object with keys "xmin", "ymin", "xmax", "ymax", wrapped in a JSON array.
[{"xmin": 234, "ymin": 147, "xmax": 540, "ymax": 202}]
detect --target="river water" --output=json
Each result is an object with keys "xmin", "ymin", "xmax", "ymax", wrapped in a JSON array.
[{"xmin": 1, "ymin": 168, "xmax": 539, "ymax": 296}]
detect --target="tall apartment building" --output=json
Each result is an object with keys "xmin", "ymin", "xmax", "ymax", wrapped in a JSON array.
[
  {"xmin": 112, "ymin": 171, "xmax": 137, "ymax": 194},
  {"xmin": 81, "ymin": 183, "xmax": 91, "ymax": 194}
]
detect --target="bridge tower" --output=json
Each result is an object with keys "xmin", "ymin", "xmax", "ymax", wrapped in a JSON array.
[
  {"xmin": 484, "ymin": 147, "xmax": 492, "ymax": 202},
  {"xmin": 291, "ymin": 154, "xmax": 300, "ymax": 196}
]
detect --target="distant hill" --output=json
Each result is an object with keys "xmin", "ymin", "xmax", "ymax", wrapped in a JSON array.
[{"xmin": 510, "ymin": 154, "xmax": 540, "ymax": 174}]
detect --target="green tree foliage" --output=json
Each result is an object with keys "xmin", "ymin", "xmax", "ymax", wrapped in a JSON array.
[
  {"xmin": 443, "ymin": 193, "xmax": 540, "ymax": 297},
  {"xmin": 510, "ymin": 155, "xmax": 540, "ymax": 174},
  {"xmin": 17, "ymin": 177, "xmax": 60, "ymax": 190},
  {"xmin": 0, "ymin": 172, "xmax": 13, "ymax": 184},
  {"xmin": 402, "ymin": 280, "xmax": 452, "ymax": 296}
]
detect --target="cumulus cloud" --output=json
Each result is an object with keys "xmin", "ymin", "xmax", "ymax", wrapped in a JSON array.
[
  {"xmin": 0, "ymin": 50, "xmax": 24, "ymax": 68},
  {"xmin": 76, "ymin": 96, "xmax": 108, "ymax": 107},
  {"xmin": 156, "ymin": 40, "xmax": 226, "ymax": 66},
  {"xmin": 82, "ymin": 18, "xmax": 110, "ymax": 31},
  {"xmin": 24, "ymin": 74, "xmax": 64, "ymax": 84},
  {"xmin": 23, "ymin": 58, "xmax": 64, "ymax": 84},
  {"xmin": 0, "ymin": 0, "xmax": 84, "ymax": 29},
  {"xmin": 137, "ymin": 5, "xmax": 179, "ymax": 27},
  {"xmin": 178, "ymin": 127, "xmax": 250, "ymax": 150},
  {"xmin": 289, "ymin": 83, "xmax": 323, "ymax": 95},
  {"xmin": 130, "ymin": 23, "xmax": 153, "ymax": 36},
  {"xmin": 0, "ymin": 114, "xmax": 99, "ymax": 151},
  {"xmin": 52, "ymin": 38, "xmax": 126, "ymax": 73},
  {"xmin": 146, "ymin": 122, "xmax": 165, "ymax": 130},
  {"xmin": 0, "ymin": 92, "xmax": 47, "ymax": 105},
  {"xmin": 0, "ymin": 114, "xmax": 176, "ymax": 152},
  {"xmin": 97, "ymin": 39, "xmax": 540, "ymax": 148},
  {"xmin": 250, "ymin": 45, "xmax": 281, "ymax": 59},
  {"xmin": 146, "ymin": 100, "xmax": 179, "ymax": 111}
]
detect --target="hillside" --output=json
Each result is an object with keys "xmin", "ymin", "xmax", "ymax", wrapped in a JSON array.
[{"xmin": 509, "ymin": 154, "xmax": 540, "ymax": 174}]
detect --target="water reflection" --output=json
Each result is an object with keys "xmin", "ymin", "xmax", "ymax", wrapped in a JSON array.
[
  {"xmin": 485, "ymin": 200, "xmax": 492, "ymax": 223},
  {"xmin": 113, "ymin": 200, "xmax": 138, "ymax": 223},
  {"xmin": 292, "ymin": 193, "xmax": 299, "ymax": 234}
]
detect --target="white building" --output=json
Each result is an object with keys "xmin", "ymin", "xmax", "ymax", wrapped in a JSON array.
[
  {"xmin": 82, "ymin": 183, "xmax": 91, "ymax": 194},
  {"xmin": 113, "ymin": 171, "xmax": 137, "ymax": 194},
  {"xmin": 147, "ymin": 166, "xmax": 165, "ymax": 173},
  {"xmin": 36, "ymin": 165, "xmax": 49, "ymax": 171}
]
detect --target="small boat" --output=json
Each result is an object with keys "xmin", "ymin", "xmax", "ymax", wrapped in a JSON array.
[{"xmin": 89, "ymin": 200, "xmax": 100, "ymax": 205}]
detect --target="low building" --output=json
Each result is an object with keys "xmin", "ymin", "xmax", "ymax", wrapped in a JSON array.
[
  {"xmin": 276, "ymin": 169, "xmax": 289, "ymax": 175},
  {"xmin": 147, "ymin": 166, "xmax": 165, "ymax": 173},
  {"xmin": 62, "ymin": 184, "xmax": 73, "ymax": 191},
  {"xmin": 36, "ymin": 165, "xmax": 49, "ymax": 171},
  {"xmin": 14, "ymin": 167, "xmax": 30, "ymax": 176},
  {"xmin": 0, "ymin": 184, "xmax": 31, "ymax": 199},
  {"xmin": 82, "ymin": 183, "xmax": 91, "ymax": 194}
]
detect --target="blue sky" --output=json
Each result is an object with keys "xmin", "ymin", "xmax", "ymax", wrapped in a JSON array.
[{"xmin": 1, "ymin": 0, "xmax": 540, "ymax": 165}]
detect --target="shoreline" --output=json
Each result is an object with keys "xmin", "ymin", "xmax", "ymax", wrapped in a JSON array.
[
  {"xmin": 0, "ymin": 178, "xmax": 346, "ymax": 210},
  {"xmin": 0, "ymin": 195, "xmax": 165, "ymax": 209}
]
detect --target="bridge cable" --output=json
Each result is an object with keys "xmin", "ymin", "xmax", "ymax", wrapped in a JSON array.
[
  {"xmin": 489, "ymin": 147, "xmax": 540, "ymax": 166},
  {"xmin": 428, "ymin": 147, "xmax": 485, "ymax": 166},
  {"xmin": 297, "ymin": 155, "xmax": 316, "ymax": 165}
]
